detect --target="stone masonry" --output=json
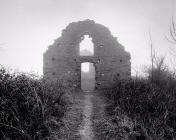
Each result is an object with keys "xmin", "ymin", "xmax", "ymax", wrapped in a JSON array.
[{"xmin": 43, "ymin": 19, "xmax": 131, "ymax": 89}]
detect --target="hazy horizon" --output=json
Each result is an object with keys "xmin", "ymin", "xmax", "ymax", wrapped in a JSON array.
[{"xmin": 0, "ymin": 0, "xmax": 176, "ymax": 76}]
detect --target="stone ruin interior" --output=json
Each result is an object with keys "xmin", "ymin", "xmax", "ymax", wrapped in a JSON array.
[{"xmin": 43, "ymin": 19, "xmax": 131, "ymax": 90}]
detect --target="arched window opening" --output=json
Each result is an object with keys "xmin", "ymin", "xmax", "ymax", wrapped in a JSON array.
[{"xmin": 79, "ymin": 35, "xmax": 94, "ymax": 56}]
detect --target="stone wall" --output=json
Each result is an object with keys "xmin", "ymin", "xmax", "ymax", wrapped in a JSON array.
[{"xmin": 43, "ymin": 19, "xmax": 131, "ymax": 89}]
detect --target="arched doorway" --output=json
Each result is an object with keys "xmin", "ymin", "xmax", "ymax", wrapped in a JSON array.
[{"xmin": 81, "ymin": 62, "xmax": 95, "ymax": 91}]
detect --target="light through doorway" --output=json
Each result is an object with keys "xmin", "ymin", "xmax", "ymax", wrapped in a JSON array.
[{"xmin": 81, "ymin": 62, "xmax": 95, "ymax": 91}]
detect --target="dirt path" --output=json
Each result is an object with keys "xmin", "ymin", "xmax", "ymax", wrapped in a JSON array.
[
  {"xmin": 79, "ymin": 92, "xmax": 94, "ymax": 139},
  {"xmin": 78, "ymin": 91, "xmax": 107, "ymax": 140},
  {"xmin": 61, "ymin": 90, "xmax": 132, "ymax": 140},
  {"xmin": 60, "ymin": 90, "xmax": 106, "ymax": 140}
]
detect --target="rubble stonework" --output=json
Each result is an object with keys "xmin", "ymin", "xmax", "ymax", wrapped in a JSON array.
[{"xmin": 43, "ymin": 19, "xmax": 131, "ymax": 89}]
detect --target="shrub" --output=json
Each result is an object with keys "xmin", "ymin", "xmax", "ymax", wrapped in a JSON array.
[
  {"xmin": 147, "ymin": 56, "xmax": 176, "ymax": 91},
  {"xmin": 103, "ymin": 78, "xmax": 176, "ymax": 139},
  {"xmin": 0, "ymin": 67, "xmax": 67, "ymax": 140}
]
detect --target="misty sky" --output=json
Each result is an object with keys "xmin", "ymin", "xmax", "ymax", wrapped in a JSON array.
[{"xmin": 0, "ymin": 0, "xmax": 175, "ymax": 76}]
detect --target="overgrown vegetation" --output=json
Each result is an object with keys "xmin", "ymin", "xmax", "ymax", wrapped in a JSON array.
[
  {"xmin": 0, "ymin": 67, "xmax": 68, "ymax": 140},
  {"xmin": 103, "ymin": 62, "xmax": 176, "ymax": 139}
]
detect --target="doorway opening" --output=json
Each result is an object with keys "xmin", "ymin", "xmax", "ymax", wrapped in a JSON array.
[
  {"xmin": 81, "ymin": 62, "xmax": 95, "ymax": 91},
  {"xmin": 79, "ymin": 35, "xmax": 94, "ymax": 56}
]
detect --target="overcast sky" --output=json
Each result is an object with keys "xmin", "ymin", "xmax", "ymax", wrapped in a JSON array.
[{"xmin": 0, "ymin": 0, "xmax": 175, "ymax": 76}]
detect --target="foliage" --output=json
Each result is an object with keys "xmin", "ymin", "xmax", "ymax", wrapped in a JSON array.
[
  {"xmin": 0, "ymin": 67, "xmax": 68, "ymax": 140},
  {"xmin": 103, "ymin": 76, "xmax": 176, "ymax": 139},
  {"xmin": 147, "ymin": 55, "xmax": 176, "ymax": 90}
]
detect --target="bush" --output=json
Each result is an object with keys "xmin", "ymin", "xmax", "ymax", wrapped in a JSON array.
[
  {"xmin": 147, "ymin": 56, "xmax": 176, "ymax": 91},
  {"xmin": 103, "ymin": 78, "xmax": 176, "ymax": 139},
  {"xmin": 0, "ymin": 67, "xmax": 67, "ymax": 140}
]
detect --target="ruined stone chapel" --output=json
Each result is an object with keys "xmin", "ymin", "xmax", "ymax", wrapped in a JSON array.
[{"xmin": 43, "ymin": 20, "xmax": 131, "ymax": 90}]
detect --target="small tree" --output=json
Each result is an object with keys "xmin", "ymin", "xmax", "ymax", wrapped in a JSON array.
[
  {"xmin": 148, "ymin": 30, "xmax": 155, "ymax": 82},
  {"xmin": 166, "ymin": 18, "xmax": 176, "ymax": 71},
  {"xmin": 169, "ymin": 19, "xmax": 176, "ymax": 43}
]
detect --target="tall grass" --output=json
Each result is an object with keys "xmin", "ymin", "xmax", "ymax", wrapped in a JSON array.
[
  {"xmin": 103, "ymin": 66, "xmax": 176, "ymax": 139},
  {"xmin": 0, "ymin": 67, "xmax": 68, "ymax": 140}
]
